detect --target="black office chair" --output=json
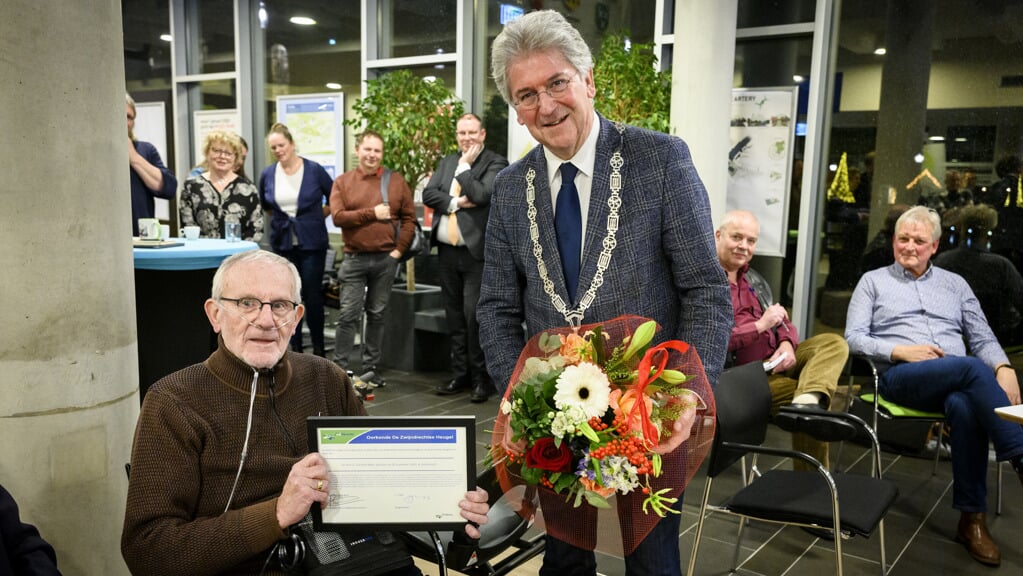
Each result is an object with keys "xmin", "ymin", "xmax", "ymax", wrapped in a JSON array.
[
  {"xmin": 401, "ymin": 466, "xmax": 545, "ymax": 576},
  {"xmin": 687, "ymin": 361, "xmax": 899, "ymax": 576}
]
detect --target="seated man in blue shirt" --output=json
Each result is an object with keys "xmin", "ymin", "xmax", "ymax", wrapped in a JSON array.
[{"xmin": 846, "ymin": 206, "xmax": 1023, "ymax": 567}]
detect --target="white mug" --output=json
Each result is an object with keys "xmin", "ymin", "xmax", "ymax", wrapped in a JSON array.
[
  {"xmin": 183, "ymin": 225, "xmax": 200, "ymax": 240},
  {"xmin": 137, "ymin": 218, "xmax": 161, "ymax": 240}
]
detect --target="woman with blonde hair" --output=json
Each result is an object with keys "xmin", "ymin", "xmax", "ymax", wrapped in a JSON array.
[{"xmin": 180, "ymin": 130, "xmax": 263, "ymax": 241}]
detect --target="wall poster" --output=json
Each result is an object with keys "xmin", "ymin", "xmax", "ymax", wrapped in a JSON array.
[{"xmin": 726, "ymin": 87, "xmax": 798, "ymax": 258}]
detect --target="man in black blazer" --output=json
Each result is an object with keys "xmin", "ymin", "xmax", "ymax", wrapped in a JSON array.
[{"xmin": 422, "ymin": 113, "xmax": 509, "ymax": 402}]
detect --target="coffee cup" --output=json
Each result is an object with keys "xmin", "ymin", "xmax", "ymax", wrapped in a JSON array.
[
  {"xmin": 137, "ymin": 218, "xmax": 161, "ymax": 240},
  {"xmin": 183, "ymin": 225, "xmax": 200, "ymax": 240}
]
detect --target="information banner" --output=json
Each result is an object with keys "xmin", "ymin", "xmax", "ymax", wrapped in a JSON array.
[
  {"xmin": 275, "ymin": 93, "xmax": 344, "ymax": 179},
  {"xmin": 726, "ymin": 87, "xmax": 798, "ymax": 258}
]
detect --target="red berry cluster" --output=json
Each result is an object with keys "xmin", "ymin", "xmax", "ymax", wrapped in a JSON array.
[{"xmin": 588, "ymin": 434, "xmax": 653, "ymax": 475}]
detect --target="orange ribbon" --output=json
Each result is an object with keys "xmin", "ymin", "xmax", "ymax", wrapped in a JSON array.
[{"xmin": 629, "ymin": 340, "xmax": 691, "ymax": 447}]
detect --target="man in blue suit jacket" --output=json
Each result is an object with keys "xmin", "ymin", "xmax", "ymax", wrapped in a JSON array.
[{"xmin": 478, "ymin": 10, "xmax": 731, "ymax": 576}]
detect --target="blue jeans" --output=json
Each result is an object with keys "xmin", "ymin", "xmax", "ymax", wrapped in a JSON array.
[
  {"xmin": 279, "ymin": 247, "xmax": 326, "ymax": 352},
  {"xmin": 539, "ymin": 496, "xmax": 683, "ymax": 576},
  {"xmin": 880, "ymin": 356, "xmax": 1023, "ymax": 512},
  {"xmin": 333, "ymin": 252, "xmax": 398, "ymax": 370}
]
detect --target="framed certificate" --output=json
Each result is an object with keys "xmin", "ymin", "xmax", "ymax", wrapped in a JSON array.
[{"xmin": 307, "ymin": 415, "xmax": 476, "ymax": 531}]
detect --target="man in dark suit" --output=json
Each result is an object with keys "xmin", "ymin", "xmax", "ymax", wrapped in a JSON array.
[
  {"xmin": 477, "ymin": 10, "xmax": 731, "ymax": 576},
  {"xmin": 423, "ymin": 113, "xmax": 508, "ymax": 402}
]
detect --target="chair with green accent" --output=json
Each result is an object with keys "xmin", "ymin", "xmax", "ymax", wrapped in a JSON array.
[{"xmin": 844, "ymin": 354, "xmax": 1004, "ymax": 514}]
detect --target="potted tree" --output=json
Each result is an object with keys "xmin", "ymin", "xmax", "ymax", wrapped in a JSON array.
[{"xmin": 593, "ymin": 32, "xmax": 672, "ymax": 134}]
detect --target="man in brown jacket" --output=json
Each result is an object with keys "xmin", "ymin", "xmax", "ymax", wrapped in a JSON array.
[{"xmin": 329, "ymin": 130, "xmax": 416, "ymax": 385}]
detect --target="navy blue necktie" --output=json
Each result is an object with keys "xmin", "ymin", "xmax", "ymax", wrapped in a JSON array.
[{"xmin": 555, "ymin": 162, "xmax": 581, "ymax": 302}]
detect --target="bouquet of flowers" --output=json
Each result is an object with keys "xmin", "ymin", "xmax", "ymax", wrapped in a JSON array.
[{"xmin": 497, "ymin": 316, "xmax": 710, "ymax": 517}]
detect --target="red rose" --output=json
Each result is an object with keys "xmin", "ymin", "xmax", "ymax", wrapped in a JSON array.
[{"xmin": 525, "ymin": 437, "xmax": 573, "ymax": 472}]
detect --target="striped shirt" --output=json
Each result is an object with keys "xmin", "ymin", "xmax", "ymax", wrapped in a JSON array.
[{"xmin": 845, "ymin": 262, "xmax": 1007, "ymax": 371}]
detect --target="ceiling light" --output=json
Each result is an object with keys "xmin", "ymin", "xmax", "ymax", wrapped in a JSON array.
[
  {"xmin": 160, "ymin": 34, "xmax": 173, "ymax": 42},
  {"xmin": 290, "ymin": 16, "xmax": 316, "ymax": 25},
  {"xmin": 913, "ymin": 153, "xmax": 925, "ymax": 163},
  {"xmin": 792, "ymin": 75, "xmax": 804, "ymax": 83},
  {"xmin": 325, "ymin": 82, "xmax": 342, "ymax": 90},
  {"xmin": 829, "ymin": 164, "xmax": 838, "ymax": 172},
  {"xmin": 874, "ymin": 47, "xmax": 886, "ymax": 55},
  {"xmin": 955, "ymin": 137, "xmax": 968, "ymax": 142},
  {"xmin": 328, "ymin": 38, "xmax": 336, "ymax": 46},
  {"xmin": 928, "ymin": 136, "xmax": 945, "ymax": 141}
]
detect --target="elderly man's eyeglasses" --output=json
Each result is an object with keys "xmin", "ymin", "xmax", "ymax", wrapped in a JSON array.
[
  {"xmin": 210, "ymin": 148, "xmax": 236, "ymax": 158},
  {"xmin": 219, "ymin": 297, "xmax": 298, "ymax": 319},
  {"xmin": 513, "ymin": 76, "xmax": 577, "ymax": 110}
]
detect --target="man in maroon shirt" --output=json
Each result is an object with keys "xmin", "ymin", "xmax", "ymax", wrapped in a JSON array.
[{"xmin": 716, "ymin": 210, "xmax": 848, "ymax": 469}]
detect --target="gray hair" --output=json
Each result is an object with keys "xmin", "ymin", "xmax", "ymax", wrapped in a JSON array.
[
  {"xmin": 490, "ymin": 10, "xmax": 593, "ymax": 104},
  {"xmin": 895, "ymin": 205, "xmax": 941, "ymax": 241},
  {"xmin": 211, "ymin": 250, "xmax": 302, "ymax": 303}
]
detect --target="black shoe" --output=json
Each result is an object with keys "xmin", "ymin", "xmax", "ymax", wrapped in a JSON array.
[
  {"xmin": 470, "ymin": 384, "xmax": 490, "ymax": 403},
  {"xmin": 312, "ymin": 347, "xmax": 326, "ymax": 358},
  {"xmin": 775, "ymin": 405, "xmax": 858, "ymax": 443},
  {"xmin": 437, "ymin": 379, "xmax": 471, "ymax": 396}
]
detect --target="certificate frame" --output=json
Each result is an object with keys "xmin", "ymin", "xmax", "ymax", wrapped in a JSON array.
[{"xmin": 307, "ymin": 415, "xmax": 476, "ymax": 531}]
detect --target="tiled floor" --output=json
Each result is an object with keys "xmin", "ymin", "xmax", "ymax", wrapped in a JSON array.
[{"xmin": 360, "ymin": 365, "xmax": 1023, "ymax": 576}]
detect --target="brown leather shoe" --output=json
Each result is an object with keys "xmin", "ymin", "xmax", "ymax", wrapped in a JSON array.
[{"xmin": 955, "ymin": 512, "xmax": 1000, "ymax": 566}]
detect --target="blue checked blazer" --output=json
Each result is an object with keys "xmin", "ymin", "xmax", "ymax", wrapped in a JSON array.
[{"xmin": 478, "ymin": 115, "xmax": 732, "ymax": 393}]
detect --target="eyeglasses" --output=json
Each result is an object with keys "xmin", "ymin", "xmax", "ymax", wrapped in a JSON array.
[
  {"xmin": 218, "ymin": 297, "xmax": 299, "ymax": 319},
  {"xmin": 210, "ymin": 148, "xmax": 236, "ymax": 158},
  {"xmin": 513, "ymin": 75, "xmax": 577, "ymax": 110}
]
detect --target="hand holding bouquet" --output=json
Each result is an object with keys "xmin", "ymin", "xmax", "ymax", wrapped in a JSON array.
[{"xmin": 498, "ymin": 317, "xmax": 709, "ymax": 516}]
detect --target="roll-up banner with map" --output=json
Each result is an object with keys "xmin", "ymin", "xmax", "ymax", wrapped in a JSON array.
[
  {"xmin": 726, "ymin": 87, "xmax": 798, "ymax": 258},
  {"xmin": 275, "ymin": 93, "xmax": 345, "ymax": 179}
]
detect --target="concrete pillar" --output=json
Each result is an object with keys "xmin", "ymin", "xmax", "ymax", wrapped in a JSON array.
[
  {"xmin": 0, "ymin": 0, "xmax": 137, "ymax": 573},
  {"xmin": 671, "ymin": 0, "xmax": 738, "ymax": 227},
  {"xmin": 870, "ymin": 0, "xmax": 936, "ymax": 239}
]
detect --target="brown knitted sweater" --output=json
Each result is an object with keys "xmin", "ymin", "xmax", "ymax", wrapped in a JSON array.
[{"xmin": 121, "ymin": 343, "xmax": 365, "ymax": 575}]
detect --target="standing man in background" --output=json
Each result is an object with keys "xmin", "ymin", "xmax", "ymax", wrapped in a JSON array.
[
  {"xmin": 126, "ymin": 93, "xmax": 176, "ymax": 236},
  {"xmin": 329, "ymin": 130, "xmax": 416, "ymax": 386},
  {"xmin": 478, "ymin": 10, "xmax": 731, "ymax": 576},
  {"xmin": 423, "ymin": 113, "xmax": 508, "ymax": 403}
]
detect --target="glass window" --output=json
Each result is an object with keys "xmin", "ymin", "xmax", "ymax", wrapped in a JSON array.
[
  {"xmin": 123, "ymin": 1, "xmax": 175, "ymax": 170},
  {"xmin": 381, "ymin": 0, "xmax": 458, "ymax": 58},
  {"xmin": 192, "ymin": 0, "xmax": 236, "ymax": 74},
  {"xmin": 260, "ymin": 0, "xmax": 361, "ymax": 146},
  {"xmin": 814, "ymin": 0, "xmax": 1023, "ymax": 348},
  {"xmin": 733, "ymin": 36, "xmax": 813, "ymax": 307},
  {"xmin": 737, "ymin": 0, "xmax": 815, "ymax": 28}
]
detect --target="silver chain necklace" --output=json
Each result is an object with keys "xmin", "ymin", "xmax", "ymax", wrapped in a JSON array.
[{"xmin": 525, "ymin": 122, "xmax": 625, "ymax": 328}]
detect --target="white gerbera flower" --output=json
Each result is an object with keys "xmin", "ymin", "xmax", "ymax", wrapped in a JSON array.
[
  {"xmin": 500, "ymin": 399, "xmax": 512, "ymax": 415},
  {"xmin": 553, "ymin": 362, "xmax": 611, "ymax": 419}
]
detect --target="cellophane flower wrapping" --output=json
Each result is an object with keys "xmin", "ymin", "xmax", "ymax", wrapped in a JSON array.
[{"xmin": 490, "ymin": 315, "xmax": 716, "ymax": 555}]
